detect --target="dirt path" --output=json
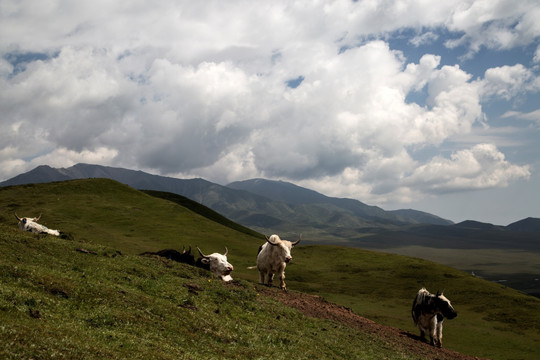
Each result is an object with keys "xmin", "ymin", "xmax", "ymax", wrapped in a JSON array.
[{"xmin": 254, "ymin": 285, "xmax": 488, "ymax": 360}]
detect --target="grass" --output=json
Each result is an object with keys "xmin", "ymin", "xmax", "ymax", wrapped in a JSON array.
[
  {"xmin": 0, "ymin": 224, "xmax": 414, "ymax": 360},
  {"xmin": 0, "ymin": 180, "xmax": 261, "ymax": 257},
  {"xmin": 361, "ymin": 246, "xmax": 540, "ymax": 296},
  {"xmin": 1, "ymin": 179, "xmax": 540, "ymax": 359},
  {"xmin": 141, "ymin": 190, "xmax": 262, "ymax": 238},
  {"xmin": 284, "ymin": 245, "xmax": 540, "ymax": 359}
]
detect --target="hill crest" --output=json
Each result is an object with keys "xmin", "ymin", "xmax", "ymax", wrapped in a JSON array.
[
  {"xmin": 506, "ymin": 217, "xmax": 540, "ymax": 232},
  {"xmin": 1, "ymin": 163, "xmax": 453, "ymax": 231}
]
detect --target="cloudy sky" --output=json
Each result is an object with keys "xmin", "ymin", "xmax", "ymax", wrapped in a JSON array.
[{"xmin": 1, "ymin": 1, "xmax": 539, "ymax": 225}]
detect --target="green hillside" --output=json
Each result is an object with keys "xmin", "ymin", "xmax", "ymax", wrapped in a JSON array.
[
  {"xmin": 1, "ymin": 224, "xmax": 420, "ymax": 360},
  {"xmin": 0, "ymin": 179, "xmax": 262, "ymax": 264},
  {"xmin": 1, "ymin": 179, "xmax": 539, "ymax": 359}
]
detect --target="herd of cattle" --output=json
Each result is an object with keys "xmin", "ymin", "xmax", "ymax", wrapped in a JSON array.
[{"xmin": 14, "ymin": 213, "xmax": 457, "ymax": 348}]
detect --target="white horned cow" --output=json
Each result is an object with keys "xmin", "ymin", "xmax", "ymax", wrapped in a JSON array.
[
  {"xmin": 15, "ymin": 213, "xmax": 60, "ymax": 236},
  {"xmin": 257, "ymin": 234, "xmax": 301, "ymax": 291},
  {"xmin": 195, "ymin": 246, "xmax": 234, "ymax": 282},
  {"xmin": 411, "ymin": 287, "xmax": 457, "ymax": 348}
]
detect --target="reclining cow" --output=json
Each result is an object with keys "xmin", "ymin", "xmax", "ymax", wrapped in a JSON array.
[
  {"xmin": 196, "ymin": 246, "xmax": 234, "ymax": 282},
  {"xmin": 257, "ymin": 234, "xmax": 301, "ymax": 291},
  {"xmin": 15, "ymin": 213, "xmax": 60, "ymax": 236},
  {"xmin": 411, "ymin": 287, "xmax": 457, "ymax": 348},
  {"xmin": 140, "ymin": 246, "xmax": 195, "ymax": 265}
]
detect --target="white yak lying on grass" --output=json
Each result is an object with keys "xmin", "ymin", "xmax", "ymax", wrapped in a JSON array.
[{"xmin": 15, "ymin": 213, "xmax": 60, "ymax": 236}]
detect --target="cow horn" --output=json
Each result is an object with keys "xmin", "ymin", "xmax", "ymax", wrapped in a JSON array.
[
  {"xmin": 187, "ymin": 245, "xmax": 192, "ymax": 254},
  {"xmin": 224, "ymin": 246, "xmax": 228, "ymax": 257},
  {"xmin": 196, "ymin": 246, "xmax": 209, "ymax": 258},
  {"xmin": 292, "ymin": 234, "xmax": 302, "ymax": 246},
  {"xmin": 265, "ymin": 235, "xmax": 279, "ymax": 246},
  {"xmin": 14, "ymin": 213, "xmax": 22, "ymax": 221},
  {"xmin": 35, "ymin": 213, "xmax": 42, "ymax": 221},
  {"xmin": 181, "ymin": 245, "xmax": 186, "ymax": 254}
]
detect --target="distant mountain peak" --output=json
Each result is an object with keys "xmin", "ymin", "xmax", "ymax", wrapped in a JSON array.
[
  {"xmin": 227, "ymin": 178, "xmax": 453, "ymax": 226},
  {"xmin": 227, "ymin": 178, "xmax": 330, "ymax": 205},
  {"xmin": 0, "ymin": 163, "xmax": 463, "ymax": 230},
  {"xmin": 453, "ymin": 220, "xmax": 503, "ymax": 231},
  {"xmin": 506, "ymin": 217, "xmax": 540, "ymax": 232}
]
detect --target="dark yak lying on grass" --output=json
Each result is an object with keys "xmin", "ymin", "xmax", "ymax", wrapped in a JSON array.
[{"xmin": 140, "ymin": 246, "xmax": 195, "ymax": 265}]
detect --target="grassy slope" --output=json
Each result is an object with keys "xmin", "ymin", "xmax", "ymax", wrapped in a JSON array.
[
  {"xmin": 140, "ymin": 190, "xmax": 262, "ymax": 239},
  {"xmin": 285, "ymin": 246, "xmax": 540, "ymax": 360},
  {"xmin": 0, "ymin": 225, "xmax": 410, "ymax": 360},
  {"xmin": 363, "ymin": 246, "xmax": 540, "ymax": 297},
  {"xmin": 1, "ymin": 179, "xmax": 539, "ymax": 359},
  {"xmin": 0, "ymin": 180, "xmax": 262, "ymax": 265}
]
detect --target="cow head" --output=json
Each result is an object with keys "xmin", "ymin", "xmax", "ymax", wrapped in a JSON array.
[
  {"xmin": 265, "ymin": 234, "xmax": 301, "ymax": 263},
  {"xmin": 196, "ymin": 246, "xmax": 234, "ymax": 282},
  {"xmin": 435, "ymin": 291, "xmax": 457, "ymax": 320},
  {"xmin": 176, "ymin": 245, "xmax": 196, "ymax": 265},
  {"xmin": 15, "ymin": 213, "xmax": 41, "ymax": 231},
  {"xmin": 180, "ymin": 246, "xmax": 196, "ymax": 265}
]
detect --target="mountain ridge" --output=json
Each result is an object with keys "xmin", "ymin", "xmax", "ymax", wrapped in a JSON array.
[
  {"xmin": 228, "ymin": 178, "xmax": 452, "ymax": 226},
  {"xmin": 1, "ymin": 163, "xmax": 452, "ymax": 230},
  {"xmin": 2, "ymin": 163, "xmax": 539, "ymax": 234}
]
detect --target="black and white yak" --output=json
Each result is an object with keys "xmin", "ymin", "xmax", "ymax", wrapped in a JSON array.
[{"xmin": 412, "ymin": 287, "xmax": 457, "ymax": 348}]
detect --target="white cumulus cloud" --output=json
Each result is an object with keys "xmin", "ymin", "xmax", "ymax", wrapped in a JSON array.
[
  {"xmin": 406, "ymin": 144, "xmax": 530, "ymax": 194},
  {"xmin": 481, "ymin": 64, "xmax": 540, "ymax": 100},
  {"xmin": 0, "ymin": 0, "xmax": 538, "ymax": 211}
]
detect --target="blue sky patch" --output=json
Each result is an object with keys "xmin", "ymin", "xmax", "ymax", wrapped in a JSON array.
[
  {"xmin": 286, "ymin": 76, "xmax": 305, "ymax": 89},
  {"xmin": 4, "ymin": 51, "xmax": 58, "ymax": 76}
]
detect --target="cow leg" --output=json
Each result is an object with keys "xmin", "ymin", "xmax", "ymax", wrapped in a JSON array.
[
  {"xmin": 279, "ymin": 271, "xmax": 286, "ymax": 291},
  {"xmin": 267, "ymin": 273, "xmax": 274, "ymax": 287},
  {"xmin": 428, "ymin": 326, "xmax": 437, "ymax": 346},
  {"xmin": 428, "ymin": 316, "xmax": 438, "ymax": 346},
  {"xmin": 416, "ymin": 321, "xmax": 427, "ymax": 342},
  {"xmin": 260, "ymin": 271, "xmax": 274, "ymax": 286},
  {"xmin": 435, "ymin": 321, "xmax": 443, "ymax": 348}
]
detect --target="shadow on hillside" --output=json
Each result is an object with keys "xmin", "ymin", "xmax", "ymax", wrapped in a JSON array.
[{"xmin": 401, "ymin": 331, "xmax": 427, "ymax": 343}]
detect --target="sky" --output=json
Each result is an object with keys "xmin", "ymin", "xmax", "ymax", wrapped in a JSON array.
[{"xmin": 1, "ymin": 0, "xmax": 539, "ymax": 225}]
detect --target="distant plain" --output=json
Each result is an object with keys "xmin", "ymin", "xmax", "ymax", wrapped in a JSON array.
[{"xmin": 356, "ymin": 246, "xmax": 540, "ymax": 297}]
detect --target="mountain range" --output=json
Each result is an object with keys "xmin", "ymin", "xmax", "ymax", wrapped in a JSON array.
[
  {"xmin": 1, "ymin": 163, "xmax": 450, "ymax": 227},
  {"xmin": 2, "ymin": 163, "xmax": 540, "ymax": 246}
]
